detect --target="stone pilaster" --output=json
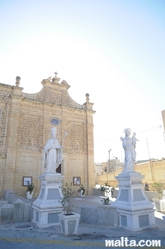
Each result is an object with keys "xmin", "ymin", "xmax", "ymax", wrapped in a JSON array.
[
  {"xmin": 84, "ymin": 94, "xmax": 95, "ymax": 195},
  {"xmin": 4, "ymin": 91, "xmax": 23, "ymax": 190}
]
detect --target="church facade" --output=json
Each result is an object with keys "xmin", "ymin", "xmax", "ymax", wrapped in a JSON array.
[{"xmin": 0, "ymin": 74, "xmax": 95, "ymax": 196}]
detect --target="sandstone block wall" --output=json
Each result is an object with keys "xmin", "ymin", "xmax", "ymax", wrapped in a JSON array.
[
  {"xmin": 0, "ymin": 76, "xmax": 95, "ymax": 196},
  {"xmin": 97, "ymin": 159, "xmax": 165, "ymax": 189}
]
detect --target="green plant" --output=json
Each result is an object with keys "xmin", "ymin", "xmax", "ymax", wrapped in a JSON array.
[
  {"xmin": 78, "ymin": 184, "xmax": 85, "ymax": 194},
  {"xmin": 27, "ymin": 183, "xmax": 35, "ymax": 194},
  {"xmin": 60, "ymin": 183, "xmax": 75, "ymax": 214},
  {"xmin": 100, "ymin": 186, "xmax": 106, "ymax": 193},
  {"xmin": 101, "ymin": 197, "xmax": 110, "ymax": 205},
  {"xmin": 152, "ymin": 182, "xmax": 164, "ymax": 200},
  {"xmin": 105, "ymin": 182, "xmax": 110, "ymax": 187}
]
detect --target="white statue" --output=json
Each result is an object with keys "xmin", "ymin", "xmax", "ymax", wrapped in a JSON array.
[
  {"xmin": 132, "ymin": 132, "xmax": 139, "ymax": 148},
  {"xmin": 120, "ymin": 128, "xmax": 138, "ymax": 173},
  {"xmin": 42, "ymin": 127, "xmax": 63, "ymax": 173}
]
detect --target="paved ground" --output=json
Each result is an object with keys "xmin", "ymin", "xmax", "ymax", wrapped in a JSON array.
[{"xmin": 0, "ymin": 196, "xmax": 165, "ymax": 248}]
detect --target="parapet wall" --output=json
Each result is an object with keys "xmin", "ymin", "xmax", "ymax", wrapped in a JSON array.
[
  {"xmin": 1, "ymin": 190, "xmax": 119, "ymax": 227},
  {"xmin": 0, "ymin": 190, "xmax": 32, "ymax": 223}
]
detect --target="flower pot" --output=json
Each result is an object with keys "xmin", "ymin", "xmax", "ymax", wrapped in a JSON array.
[
  {"xmin": 104, "ymin": 187, "xmax": 110, "ymax": 197},
  {"xmin": 154, "ymin": 199, "xmax": 165, "ymax": 212},
  {"xmin": 58, "ymin": 212, "xmax": 80, "ymax": 235},
  {"xmin": 26, "ymin": 191, "xmax": 33, "ymax": 199},
  {"xmin": 79, "ymin": 189, "xmax": 85, "ymax": 197}
]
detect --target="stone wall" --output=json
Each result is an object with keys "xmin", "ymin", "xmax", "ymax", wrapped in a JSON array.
[
  {"xmin": 97, "ymin": 159, "xmax": 165, "ymax": 188},
  {"xmin": 0, "ymin": 76, "xmax": 95, "ymax": 196}
]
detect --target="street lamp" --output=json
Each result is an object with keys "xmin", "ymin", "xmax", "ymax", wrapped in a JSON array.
[
  {"xmin": 108, "ymin": 149, "xmax": 111, "ymax": 172},
  {"xmin": 146, "ymin": 138, "xmax": 150, "ymax": 160}
]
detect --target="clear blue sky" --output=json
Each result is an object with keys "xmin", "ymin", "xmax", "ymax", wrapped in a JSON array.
[{"xmin": 0, "ymin": 0, "xmax": 165, "ymax": 162}]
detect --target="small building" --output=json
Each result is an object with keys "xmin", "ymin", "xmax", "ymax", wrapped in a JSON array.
[
  {"xmin": 102, "ymin": 159, "xmax": 124, "ymax": 173},
  {"xmin": 0, "ymin": 74, "xmax": 95, "ymax": 196},
  {"xmin": 94, "ymin": 163, "xmax": 103, "ymax": 184}
]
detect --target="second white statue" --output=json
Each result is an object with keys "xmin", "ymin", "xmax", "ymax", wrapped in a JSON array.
[{"xmin": 120, "ymin": 128, "xmax": 138, "ymax": 173}]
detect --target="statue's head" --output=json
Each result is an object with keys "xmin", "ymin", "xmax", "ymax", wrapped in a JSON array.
[
  {"xmin": 51, "ymin": 127, "xmax": 57, "ymax": 138},
  {"xmin": 123, "ymin": 128, "xmax": 131, "ymax": 136}
]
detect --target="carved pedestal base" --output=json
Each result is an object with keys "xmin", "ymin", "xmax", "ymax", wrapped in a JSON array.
[
  {"xmin": 32, "ymin": 173, "xmax": 64, "ymax": 228},
  {"xmin": 111, "ymin": 171, "xmax": 156, "ymax": 231}
]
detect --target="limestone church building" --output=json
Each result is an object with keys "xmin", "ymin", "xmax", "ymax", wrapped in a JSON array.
[{"xmin": 0, "ymin": 74, "xmax": 95, "ymax": 196}]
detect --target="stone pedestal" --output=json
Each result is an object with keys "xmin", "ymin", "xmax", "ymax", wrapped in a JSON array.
[
  {"xmin": 32, "ymin": 173, "xmax": 64, "ymax": 228},
  {"xmin": 111, "ymin": 171, "xmax": 156, "ymax": 231}
]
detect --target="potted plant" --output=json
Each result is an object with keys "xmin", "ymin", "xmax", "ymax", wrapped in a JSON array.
[
  {"xmin": 77, "ymin": 184, "xmax": 85, "ymax": 197},
  {"xmin": 26, "ymin": 183, "xmax": 35, "ymax": 199},
  {"xmin": 99, "ymin": 182, "xmax": 110, "ymax": 197},
  {"xmin": 100, "ymin": 185, "xmax": 106, "ymax": 195},
  {"xmin": 152, "ymin": 182, "xmax": 165, "ymax": 212},
  {"xmin": 58, "ymin": 183, "xmax": 80, "ymax": 235}
]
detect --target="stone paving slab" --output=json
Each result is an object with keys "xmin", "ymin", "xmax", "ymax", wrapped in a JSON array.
[
  {"xmin": 0, "ymin": 220, "xmax": 165, "ymax": 248},
  {"xmin": 0, "ymin": 195, "xmax": 165, "ymax": 248}
]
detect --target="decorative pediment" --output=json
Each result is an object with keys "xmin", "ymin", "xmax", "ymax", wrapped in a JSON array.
[
  {"xmin": 60, "ymin": 80, "xmax": 70, "ymax": 89},
  {"xmin": 41, "ymin": 77, "xmax": 70, "ymax": 90},
  {"xmin": 41, "ymin": 77, "xmax": 52, "ymax": 86},
  {"xmin": 22, "ymin": 72, "xmax": 94, "ymax": 111}
]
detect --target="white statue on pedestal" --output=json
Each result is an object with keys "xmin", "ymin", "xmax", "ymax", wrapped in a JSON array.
[
  {"xmin": 42, "ymin": 127, "xmax": 62, "ymax": 173},
  {"xmin": 33, "ymin": 127, "xmax": 68, "ymax": 228},
  {"xmin": 120, "ymin": 128, "xmax": 138, "ymax": 173}
]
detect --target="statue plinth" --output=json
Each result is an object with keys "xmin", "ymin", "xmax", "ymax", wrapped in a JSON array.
[
  {"xmin": 32, "ymin": 172, "xmax": 64, "ymax": 228},
  {"xmin": 112, "ymin": 171, "xmax": 156, "ymax": 231}
]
